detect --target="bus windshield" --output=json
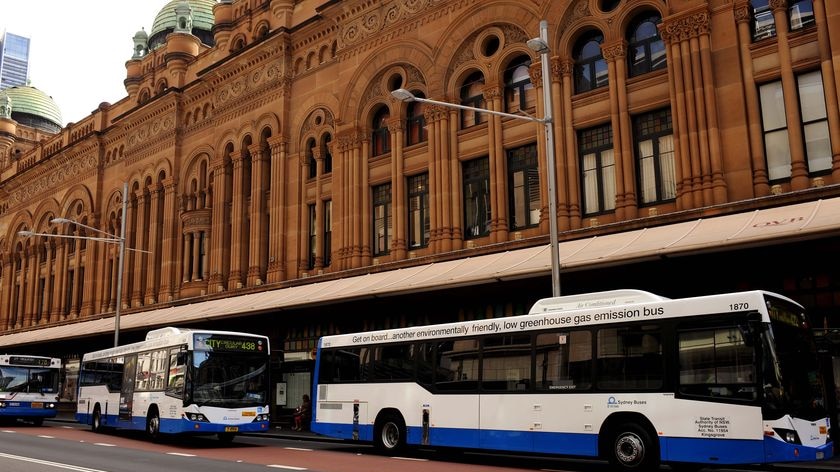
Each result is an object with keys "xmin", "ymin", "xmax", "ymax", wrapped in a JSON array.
[
  {"xmin": 189, "ymin": 351, "xmax": 268, "ymax": 407},
  {"xmin": 762, "ymin": 297, "xmax": 827, "ymax": 421},
  {"xmin": 0, "ymin": 366, "xmax": 59, "ymax": 394}
]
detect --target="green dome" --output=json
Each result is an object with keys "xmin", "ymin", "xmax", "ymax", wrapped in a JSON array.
[
  {"xmin": 149, "ymin": 0, "xmax": 216, "ymax": 47},
  {"xmin": 0, "ymin": 85, "xmax": 62, "ymax": 129}
]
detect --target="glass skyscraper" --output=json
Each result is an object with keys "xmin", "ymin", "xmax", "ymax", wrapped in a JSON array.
[{"xmin": 0, "ymin": 31, "xmax": 30, "ymax": 89}]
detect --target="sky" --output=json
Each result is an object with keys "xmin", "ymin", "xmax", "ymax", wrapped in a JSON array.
[{"xmin": 2, "ymin": 1, "xmax": 172, "ymax": 125}]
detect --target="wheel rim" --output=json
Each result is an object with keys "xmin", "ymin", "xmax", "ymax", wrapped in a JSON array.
[
  {"xmin": 381, "ymin": 421, "xmax": 400, "ymax": 449},
  {"xmin": 615, "ymin": 431, "xmax": 645, "ymax": 467},
  {"xmin": 148, "ymin": 415, "xmax": 159, "ymax": 436}
]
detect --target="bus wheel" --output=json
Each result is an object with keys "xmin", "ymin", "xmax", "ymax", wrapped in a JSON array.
[
  {"xmin": 31, "ymin": 418, "xmax": 43, "ymax": 427},
  {"xmin": 609, "ymin": 423, "xmax": 659, "ymax": 471},
  {"xmin": 146, "ymin": 409, "xmax": 161, "ymax": 441},
  {"xmin": 91, "ymin": 405, "xmax": 102, "ymax": 433},
  {"xmin": 218, "ymin": 432, "xmax": 236, "ymax": 443},
  {"xmin": 374, "ymin": 413, "xmax": 406, "ymax": 454}
]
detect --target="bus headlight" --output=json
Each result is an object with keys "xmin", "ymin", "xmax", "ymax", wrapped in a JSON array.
[
  {"xmin": 253, "ymin": 414, "xmax": 269, "ymax": 422},
  {"xmin": 47, "ymin": 403, "xmax": 55, "ymax": 409},
  {"xmin": 183, "ymin": 413, "xmax": 209, "ymax": 422},
  {"xmin": 772, "ymin": 428, "xmax": 801, "ymax": 444},
  {"xmin": 0, "ymin": 402, "xmax": 5, "ymax": 408}
]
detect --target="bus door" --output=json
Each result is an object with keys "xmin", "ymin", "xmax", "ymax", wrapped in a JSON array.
[
  {"xmin": 478, "ymin": 334, "xmax": 534, "ymax": 451},
  {"xmin": 119, "ymin": 354, "xmax": 137, "ymax": 421}
]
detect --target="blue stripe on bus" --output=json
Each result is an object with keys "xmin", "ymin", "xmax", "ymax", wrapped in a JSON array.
[
  {"xmin": 0, "ymin": 407, "xmax": 57, "ymax": 418},
  {"xmin": 75, "ymin": 412, "xmax": 269, "ymax": 434},
  {"xmin": 313, "ymin": 422, "xmax": 832, "ymax": 465}
]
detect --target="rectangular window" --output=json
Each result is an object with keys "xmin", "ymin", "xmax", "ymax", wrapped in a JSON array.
[
  {"xmin": 435, "ymin": 339, "xmax": 479, "ymax": 392},
  {"xmin": 798, "ymin": 71, "xmax": 831, "ymax": 174},
  {"xmin": 481, "ymin": 334, "xmax": 532, "ymax": 392},
  {"xmin": 508, "ymin": 144, "xmax": 541, "ymax": 229},
  {"xmin": 463, "ymin": 157, "xmax": 491, "ymax": 239},
  {"xmin": 634, "ymin": 109, "xmax": 675, "ymax": 205},
  {"xmin": 596, "ymin": 325, "xmax": 663, "ymax": 390},
  {"xmin": 535, "ymin": 331, "xmax": 592, "ymax": 391},
  {"xmin": 371, "ymin": 344, "xmax": 415, "ymax": 381},
  {"xmin": 578, "ymin": 124, "xmax": 615, "ymax": 215},
  {"xmin": 373, "ymin": 184, "xmax": 392, "ymax": 256},
  {"xmin": 751, "ymin": 0, "xmax": 775, "ymax": 41},
  {"xmin": 678, "ymin": 327, "xmax": 757, "ymax": 401},
  {"xmin": 307, "ymin": 203, "xmax": 316, "ymax": 269},
  {"xmin": 789, "ymin": 0, "xmax": 815, "ymax": 32},
  {"xmin": 323, "ymin": 200, "xmax": 332, "ymax": 267},
  {"xmin": 407, "ymin": 174, "xmax": 430, "ymax": 248},
  {"xmin": 759, "ymin": 80, "xmax": 791, "ymax": 180}
]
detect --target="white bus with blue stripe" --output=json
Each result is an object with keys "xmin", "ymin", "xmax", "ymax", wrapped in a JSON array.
[
  {"xmin": 76, "ymin": 327, "xmax": 270, "ymax": 441},
  {"xmin": 0, "ymin": 354, "xmax": 61, "ymax": 425},
  {"xmin": 311, "ymin": 289, "xmax": 833, "ymax": 470}
]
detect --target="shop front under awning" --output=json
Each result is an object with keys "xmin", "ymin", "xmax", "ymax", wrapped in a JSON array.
[{"xmin": 2, "ymin": 196, "xmax": 839, "ymax": 348}]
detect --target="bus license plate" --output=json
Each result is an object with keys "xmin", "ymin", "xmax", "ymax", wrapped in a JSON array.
[
  {"xmin": 31, "ymin": 402, "xmax": 43, "ymax": 408},
  {"xmin": 224, "ymin": 426, "xmax": 238, "ymax": 432}
]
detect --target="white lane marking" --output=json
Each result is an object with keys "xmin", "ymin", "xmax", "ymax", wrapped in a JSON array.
[
  {"xmin": 266, "ymin": 465, "xmax": 308, "ymax": 470},
  {"xmin": 0, "ymin": 452, "xmax": 108, "ymax": 472},
  {"xmin": 37, "ymin": 434, "xmax": 55, "ymax": 438},
  {"xmin": 283, "ymin": 447, "xmax": 313, "ymax": 451},
  {"xmin": 391, "ymin": 456, "xmax": 428, "ymax": 461},
  {"xmin": 93, "ymin": 442, "xmax": 117, "ymax": 447},
  {"xmin": 1, "ymin": 430, "xmax": 16, "ymax": 433},
  {"xmin": 166, "ymin": 452, "xmax": 196, "ymax": 457}
]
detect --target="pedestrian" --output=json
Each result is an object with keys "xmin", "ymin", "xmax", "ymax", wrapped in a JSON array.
[{"xmin": 292, "ymin": 394, "xmax": 311, "ymax": 431}]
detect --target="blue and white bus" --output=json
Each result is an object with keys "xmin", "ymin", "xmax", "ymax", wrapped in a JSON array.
[
  {"xmin": 312, "ymin": 289, "xmax": 832, "ymax": 470},
  {"xmin": 76, "ymin": 327, "xmax": 270, "ymax": 442},
  {"xmin": 0, "ymin": 354, "xmax": 61, "ymax": 425}
]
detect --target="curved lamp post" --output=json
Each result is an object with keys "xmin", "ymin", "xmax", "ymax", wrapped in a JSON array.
[
  {"xmin": 391, "ymin": 20, "xmax": 561, "ymax": 296},
  {"xmin": 18, "ymin": 182, "xmax": 132, "ymax": 346}
]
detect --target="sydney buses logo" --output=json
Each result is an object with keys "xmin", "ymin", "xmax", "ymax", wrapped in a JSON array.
[{"xmin": 607, "ymin": 396, "xmax": 647, "ymax": 409}]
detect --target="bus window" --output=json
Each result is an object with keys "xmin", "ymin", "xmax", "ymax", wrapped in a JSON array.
[
  {"xmin": 371, "ymin": 344, "xmax": 414, "ymax": 381},
  {"xmin": 535, "ymin": 330, "xmax": 592, "ymax": 391},
  {"xmin": 679, "ymin": 327, "xmax": 756, "ymax": 400},
  {"xmin": 596, "ymin": 325, "xmax": 663, "ymax": 390},
  {"xmin": 436, "ymin": 339, "xmax": 479, "ymax": 391},
  {"xmin": 481, "ymin": 334, "xmax": 532, "ymax": 392}
]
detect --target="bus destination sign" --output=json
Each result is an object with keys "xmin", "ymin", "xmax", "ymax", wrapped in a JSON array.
[
  {"xmin": 8, "ymin": 356, "xmax": 52, "ymax": 367},
  {"xmin": 195, "ymin": 334, "xmax": 265, "ymax": 353}
]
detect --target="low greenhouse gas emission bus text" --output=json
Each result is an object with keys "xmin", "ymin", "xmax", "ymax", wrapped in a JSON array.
[
  {"xmin": 312, "ymin": 289, "xmax": 832, "ymax": 470},
  {"xmin": 0, "ymin": 354, "xmax": 61, "ymax": 425},
  {"xmin": 76, "ymin": 327, "xmax": 270, "ymax": 441}
]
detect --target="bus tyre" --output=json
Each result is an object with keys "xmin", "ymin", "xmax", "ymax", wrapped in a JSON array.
[
  {"xmin": 31, "ymin": 418, "xmax": 43, "ymax": 427},
  {"xmin": 374, "ymin": 414, "xmax": 406, "ymax": 454},
  {"xmin": 218, "ymin": 432, "xmax": 236, "ymax": 443},
  {"xmin": 609, "ymin": 423, "xmax": 659, "ymax": 471},
  {"xmin": 146, "ymin": 409, "xmax": 161, "ymax": 441},
  {"xmin": 91, "ymin": 406, "xmax": 102, "ymax": 433}
]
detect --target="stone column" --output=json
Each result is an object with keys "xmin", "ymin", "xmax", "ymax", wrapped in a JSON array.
[
  {"xmin": 228, "ymin": 151, "xmax": 245, "ymax": 289},
  {"xmin": 267, "ymin": 136, "xmax": 288, "ymax": 283}
]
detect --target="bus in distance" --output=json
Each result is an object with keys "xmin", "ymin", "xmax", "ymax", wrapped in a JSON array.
[
  {"xmin": 0, "ymin": 354, "xmax": 61, "ymax": 425},
  {"xmin": 76, "ymin": 327, "xmax": 270, "ymax": 441},
  {"xmin": 311, "ymin": 289, "xmax": 832, "ymax": 470}
]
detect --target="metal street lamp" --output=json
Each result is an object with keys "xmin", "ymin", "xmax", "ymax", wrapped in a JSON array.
[
  {"xmin": 391, "ymin": 20, "xmax": 561, "ymax": 296},
  {"xmin": 17, "ymin": 182, "xmax": 131, "ymax": 346}
]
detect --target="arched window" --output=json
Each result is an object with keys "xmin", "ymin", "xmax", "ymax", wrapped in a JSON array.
[
  {"xmin": 321, "ymin": 134, "xmax": 333, "ymax": 174},
  {"xmin": 406, "ymin": 92, "xmax": 426, "ymax": 146},
  {"xmin": 306, "ymin": 138, "xmax": 317, "ymax": 179},
  {"xmin": 573, "ymin": 31, "xmax": 607, "ymax": 94},
  {"xmin": 371, "ymin": 106, "xmax": 391, "ymax": 157},
  {"xmin": 627, "ymin": 14, "xmax": 665, "ymax": 77},
  {"xmin": 460, "ymin": 71, "xmax": 487, "ymax": 128},
  {"xmin": 504, "ymin": 56, "xmax": 533, "ymax": 113}
]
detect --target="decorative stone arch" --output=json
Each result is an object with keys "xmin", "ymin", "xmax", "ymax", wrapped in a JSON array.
[
  {"xmin": 214, "ymin": 130, "xmax": 238, "ymax": 161},
  {"xmin": 231, "ymin": 33, "xmax": 247, "ymax": 52},
  {"xmin": 297, "ymin": 107, "xmax": 336, "ymax": 151},
  {"xmin": 557, "ymin": 14, "xmax": 611, "ymax": 57},
  {"xmin": 156, "ymin": 79, "xmax": 168, "ymax": 95},
  {"xmin": 338, "ymin": 41, "xmax": 434, "ymax": 121},
  {"xmin": 6, "ymin": 210, "xmax": 34, "ymax": 244},
  {"xmin": 254, "ymin": 113, "xmax": 281, "ymax": 138},
  {"xmin": 181, "ymin": 145, "xmax": 216, "ymax": 185},
  {"xmin": 57, "ymin": 185, "xmax": 95, "ymax": 221},
  {"xmin": 31, "ymin": 197, "xmax": 61, "ymax": 231},
  {"xmin": 254, "ymin": 21, "xmax": 270, "ymax": 41},
  {"xmin": 613, "ymin": 0, "xmax": 667, "ymax": 38}
]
